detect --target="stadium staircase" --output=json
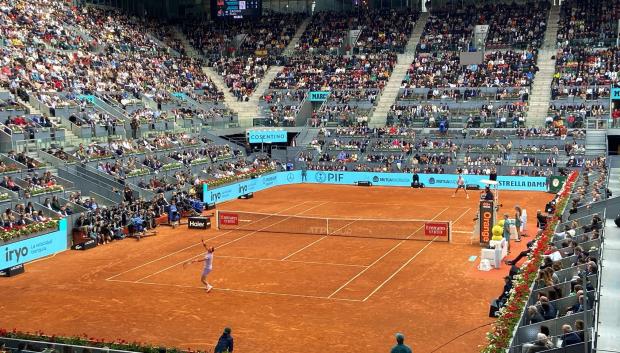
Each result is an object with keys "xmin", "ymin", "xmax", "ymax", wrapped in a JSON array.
[
  {"xmin": 585, "ymin": 130, "xmax": 608, "ymax": 156},
  {"xmin": 282, "ymin": 17, "xmax": 311, "ymax": 57},
  {"xmin": 526, "ymin": 4, "xmax": 560, "ymax": 127},
  {"xmin": 15, "ymin": 96, "xmax": 82, "ymax": 147},
  {"xmin": 369, "ymin": 12, "xmax": 429, "ymax": 127}
]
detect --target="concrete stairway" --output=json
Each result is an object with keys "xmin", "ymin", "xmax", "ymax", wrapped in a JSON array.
[
  {"xmin": 369, "ymin": 12, "xmax": 429, "ymax": 127},
  {"xmin": 248, "ymin": 65, "xmax": 282, "ymax": 104},
  {"xmin": 201, "ymin": 66, "xmax": 237, "ymax": 105},
  {"xmin": 283, "ymin": 17, "xmax": 311, "ymax": 57},
  {"xmin": 526, "ymin": 5, "xmax": 560, "ymax": 127},
  {"xmin": 585, "ymin": 130, "xmax": 607, "ymax": 156},
  {"xmin": 171, "ymin": 26, "xmax": 201, "ymax": 60}
]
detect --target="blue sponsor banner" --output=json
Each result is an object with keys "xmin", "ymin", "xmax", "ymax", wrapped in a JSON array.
[
  {"xmin": 304, "ymin": 171, "xmax": 548, "ymax": 191},
  {"xmin": 203, "ymin": 171, "xmax": 302, "ymax": 204},
  {"xmin": 309, "ymin": 91, "xmax": 330, "ymax": 102},
  {"xmin": 172, "ymin": 92, "xmax": 187, "ymax": 100},
  {"xmin": 247, "ymin": 130, "xmax": 288, "ymax": 144},
  {"xmin": 77, "ymin": 94, "xmax": 96, "ymax": 103},
  {"xmin": 203, "ymin": 171, "xmax": 547, "ymax": 204},
  {"xmin": 0, "ymin": 218, "xmax": 68, "ymax": 269},
  {"xmin": 612, "ymin": 87, "xmax": 620, "ymax": 101}
]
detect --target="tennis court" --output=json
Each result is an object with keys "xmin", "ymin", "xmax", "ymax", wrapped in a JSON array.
[{"xmin": 0, "ymin": 183, "xmax": 552, "ymax": 353}]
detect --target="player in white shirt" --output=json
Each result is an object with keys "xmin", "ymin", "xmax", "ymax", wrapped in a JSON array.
[
  {"xmin": 187, "ymin": 240, "xmax": 215, "ymax": 292},
  {"xmin": 452, "ymin": 173, "xmax": 469, "ymax": 199}
]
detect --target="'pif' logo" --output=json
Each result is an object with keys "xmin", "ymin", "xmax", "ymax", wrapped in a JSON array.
[{"xmin": 315, "ymin": 172, "xmax": 327, "ymax": 183}]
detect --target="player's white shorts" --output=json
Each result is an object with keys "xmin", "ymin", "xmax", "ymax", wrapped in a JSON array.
[{"xmin": 202, "ymin": 268, "xmax": 212, "ymax": 276}]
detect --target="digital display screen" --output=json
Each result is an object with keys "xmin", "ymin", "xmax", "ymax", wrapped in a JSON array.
[{"xmin": 212, "ymin": 0, "xmax": 262, "ymax": 19}]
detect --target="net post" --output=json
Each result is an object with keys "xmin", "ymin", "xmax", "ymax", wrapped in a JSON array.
[
  {"xmin": 326, "ymin": 218, "xmax": 329, "ymax": 235},
  {"xmin": 448, "ymin": 221, "xmax": 452, "ymax": 243},
  {"xmin": 215, "ymin": 210, "xmax": 219, "ymax": 230}
]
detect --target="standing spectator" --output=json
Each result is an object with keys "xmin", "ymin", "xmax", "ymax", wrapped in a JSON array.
[
  {"xmin": 390, "ymin": 333, "xmax": 412, "ymax": 353},
  {"xmin": 214, "ymin": 327, "xmax": 234, "ymax": 353},
  {"xmin": 503, "ymin": 214, "xmax": 511, "ymax": 253}
]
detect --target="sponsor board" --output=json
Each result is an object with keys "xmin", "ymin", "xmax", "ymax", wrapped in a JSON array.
[
  {"xmin": 218, "ymin": 212, "xmax": 239, "ymax": 226},
  {"xmin": 1, "ymin": 218, "xmax": 68, "ymax": 269},
  {"xmin": 424, "ymin": 222, "xmax": 450, "ymax": 237},
  {"xmin": 203, "ymin": 171, "xmax": 547, "ymax": 205},
  {"xmin": 479, "ymin": 201, "xmax": 494, "ymax": 245},
  {"xmin": 188, "ymin": 217, "xmax": 211, "ymax": 229},
  {"xmin": 247, "ymin": 130, "xmax": 287, "ymax": 144}
]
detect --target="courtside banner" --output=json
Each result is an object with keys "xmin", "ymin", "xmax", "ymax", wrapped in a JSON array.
[
  {"xmin": 203, "ymin": 171, "xmax": 547, "ymax": 205},
  {"xmin": 218, "ymin": 212, "xmax": 239, "ymax": 226},
  {"xmin": 203, "ymin": 171, "xmax": 302, "ymax": 204},
  {"xmin": 0, "ymin": 218, "xmax": 68, "ymax": 269},
  {"xmin": 304, "ymin": 171, "xmax": 548, "ymax": 191},
  {"xmin": 247, "ymin": 130, "xmax": 287, "ymax": 144},
  {"xmin": 424, "ymin": 222, "xmax": 450, "ymax": 237},
  {"xmin": 479, "ymin": 201, "xmax": 494, "ymax": 245}
]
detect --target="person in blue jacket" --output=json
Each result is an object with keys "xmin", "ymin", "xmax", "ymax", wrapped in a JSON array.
[{"xmin": 214, "ymin": 327, "xmax": 234, "ymax": 353}]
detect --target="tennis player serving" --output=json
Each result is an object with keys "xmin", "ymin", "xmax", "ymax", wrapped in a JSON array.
[{"xmin": 186, "ymin": 240, "xmax": 215, "ymax": 293}]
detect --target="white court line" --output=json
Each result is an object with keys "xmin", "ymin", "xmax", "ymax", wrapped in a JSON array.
[
  {"xmin": 107, "ymin": 278, "xmax": 362, "ymax": 302},
  {"xmin": 106, "ymin": 201, "xmax": 311, "ymax": 281},
  {"xmin": 216, "ymin": 255, "xmax": 367, "ymax": 268},
  {"xmin": 295, "ymin": 200, "xmax": 472, "ymax": 208},
  {"xmin": 451, "ymin": 207, "xmax": 473, "ymax": 225},
  {"xmin": 326, "ymin": 222, "xmax": 428, "ymax": 298},
  {"xmin": 432, "ymin": 207, "xmax": 450, "ymax": 220},
  {"xmin": 134, "ymin": 201, "xmax": 330, "ymax": 283},
  {"xmin": 280, "ymin": 218, "xmax": 360, "ymax": 261},
  {"xmin": 362, "ymin": 237, "xmax": 437, "ymax": 302},
  {"xmin": 327, "ymin": 208, "xmax": 447, "ymax": 299},
  {"xmin": 452, "ymin": 230, "xmax": 472, "ymax": 234}
]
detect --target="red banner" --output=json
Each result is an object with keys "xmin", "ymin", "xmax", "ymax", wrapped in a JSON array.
[
  {"xmin": 218, "ymin": 212, "xmax": 239, "ymax": 226},
  {"xmin": 424, "ymin": 222, "xmax": 450, "ymax": 237}
]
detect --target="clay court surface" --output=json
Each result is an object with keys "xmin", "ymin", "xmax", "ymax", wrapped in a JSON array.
[{"xmin": 1, "ymin": 184, "xmax": 552, "ymax": 353}]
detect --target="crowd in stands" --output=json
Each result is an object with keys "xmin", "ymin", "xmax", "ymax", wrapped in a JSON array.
[
  {"xmin": 553, "ymin": 47, "xmax": 620, "ymax": 87},
  {"xmin": 0, "ymin": 1, "xmax": 221, "ymax": 101},
  {"xmin": 557, "ymin": 0, "xmax": 620, "ymax": 47},
  {"xmin": 403, "ymin": 50, "xmax": 538, "ymax": 88}
]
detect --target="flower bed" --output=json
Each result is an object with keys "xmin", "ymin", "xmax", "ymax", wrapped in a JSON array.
[
  {"xmin": 0, "ymin": 193, "xmax": 11, "ymax": 202},
  {"xmin": 202, "ymin": 167, "xmax": 276, "ymax": 189},
  {"xmin": 190, "ymin": 158, "xmax": 211, "ymax": 166},
  {"xmin": 30, "ymin": 185, "xmax": 64, "ymax": 196},
  {"xmin": 480, "ymin": 170, "xmax": 578, "ymax": 353},
  {"xmin": 0, "ymin": 329, "xmax": 207, "ymax": 353},
  {"xmin": 161, "ymin": 162, "xmax": 183, "ymax": 171},
  {"xmin": 126, "ymin": 168, "xmax": 151, "ymax": 178},
  {"xmin": 0, "ymin": 220, "xmax": 58, "ymax": 242}
]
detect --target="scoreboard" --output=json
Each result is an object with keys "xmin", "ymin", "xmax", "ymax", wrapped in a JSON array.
[{"xmin": 212, "ymin": 0, "xmax": 262, "ymax": 19}]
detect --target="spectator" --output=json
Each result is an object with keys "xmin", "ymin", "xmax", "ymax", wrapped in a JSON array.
[
  {"xmin": 560, "ymin": 324, "xmax": 583, "ymax": 347},
  {"xmin": 214, "ymin": 327, "xmax": 234, "ymax": 353},
  {"xmin": 390, "ymin": 333, "xmax": 412, "ymax": 353}
]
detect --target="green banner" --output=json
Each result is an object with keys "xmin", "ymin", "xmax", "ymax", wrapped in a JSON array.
[{"xmin": 548, "ymin": 175, "xmax": 567, "ymax": 193}]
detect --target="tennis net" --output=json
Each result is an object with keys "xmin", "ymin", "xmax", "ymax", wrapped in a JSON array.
[{"xmin": 215, "ymin": 210, "xmax": 451, "ymax": 242}]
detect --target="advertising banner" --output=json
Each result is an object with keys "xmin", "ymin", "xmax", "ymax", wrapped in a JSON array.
[
  {"xmin": 247, "ymin": 129, "xmax": 288, "ymax": 144},
  {"xmin": 424, "ymin": 222, "xmax": 450, "ymax": 238},
  {"xmin": 479, "ymin": 200, "xmax": 494, "ymax": 245},
  {"xmin": 203, "ymin": 171, "xmax": 302, "ymax": 204},
  {"xmin": 309, "ymin": 91, "xmax": 330, "ymax": 102},
  {"xmin": 612, "ymin": 87, "xmax": 620, "ymax": 101},
  {"xmin": 218, "ymin": 212, "xmax": 239, "ymax": 226},
  {"xmin": 203, "ymin": 171, "xmax": 547, "ymax": 205},
  {"xmin": 0, "ymin": 218, "xmax": 68, "ymax": 269}
]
